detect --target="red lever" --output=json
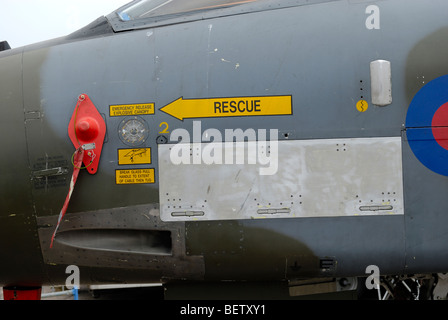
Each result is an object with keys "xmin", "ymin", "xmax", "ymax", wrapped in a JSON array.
[{"xmin": 68, "ymin": 94, "xmax": 106, "ymax": 174}]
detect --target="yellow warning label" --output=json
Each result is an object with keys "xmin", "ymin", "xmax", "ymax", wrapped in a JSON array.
[
  {"xmin": 159, "ymin": 96, "xmax": 292, "ymax": 121},
  {"xmin": 116, "ymin": 169, "xmax": 155, "ymax": 184},
  {"xmin": 110, "ymin": 103, "xmax": 155, "ymax": 116},
  {"xmin": 118, "ymin": 148, "xmax": 151, "ymax": 165}
]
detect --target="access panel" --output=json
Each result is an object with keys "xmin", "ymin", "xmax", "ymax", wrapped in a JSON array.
[{"xmin": 158, "ymin": 137, "xmax": 404, "ymax": 221}]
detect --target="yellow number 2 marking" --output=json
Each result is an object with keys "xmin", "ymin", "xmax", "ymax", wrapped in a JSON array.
[{"xmin": 159, "ymin": 122, "xmax": 170, "ymax": 134}]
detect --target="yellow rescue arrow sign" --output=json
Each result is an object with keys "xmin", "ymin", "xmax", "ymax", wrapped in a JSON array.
[{"xmin": 159, "ymin": 96, "xmax": 292, "ymax": 120}]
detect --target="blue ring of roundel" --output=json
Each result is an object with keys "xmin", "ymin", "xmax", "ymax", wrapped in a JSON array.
[{"xmin": 406, "ymin": 75, "xmax": 448, "ymax": 176}]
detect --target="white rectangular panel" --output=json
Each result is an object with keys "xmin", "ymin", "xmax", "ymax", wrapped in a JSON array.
[
  {"xmin": 370, "ymin": 60, "xmax": 392, "ymax": 106},
  {"xmin": 158, "ymin": 137, "xmax": 403, "ymax": 221}
]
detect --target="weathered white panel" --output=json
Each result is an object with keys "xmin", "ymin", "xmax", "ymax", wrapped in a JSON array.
[
  {"xmin": 370, "ymin": 60, "xmax": 392, "ymax": 106},
  {"xmin": 158, "ymin": 137, "xmax": 403, "ymax": 221}
]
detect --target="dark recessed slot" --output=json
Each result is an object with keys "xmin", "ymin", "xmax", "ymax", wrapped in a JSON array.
[
  {"xmin": 56, "ymin": 229, "xmax": 172, "ymax": 255},
  {"xmin": 319, "ymin": 258, "xmax": 335, "ymax": 270}
]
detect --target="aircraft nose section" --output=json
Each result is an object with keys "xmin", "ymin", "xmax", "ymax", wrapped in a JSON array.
[{"xmin": 75, "ymin": 117, "xmax": 99, "ymax": 141}]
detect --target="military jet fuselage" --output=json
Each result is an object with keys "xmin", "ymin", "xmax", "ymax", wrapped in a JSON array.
[{"xmin": 1, "ymin": 0, "xmax": 448, "ymax": 299}]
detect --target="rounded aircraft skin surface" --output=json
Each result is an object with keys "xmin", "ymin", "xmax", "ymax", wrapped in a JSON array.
[{"xmin": 1, "ymin": 0, "xmax": 448, "ymax": 299}]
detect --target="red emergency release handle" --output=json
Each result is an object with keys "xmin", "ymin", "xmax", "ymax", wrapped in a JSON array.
[
  {"xmin": 50, "ymin": 95, "xmax": 106, "ymax": 248},
  {"xmin": 67, "ymin": 94, "xmax": 106, "ymax": 174}
]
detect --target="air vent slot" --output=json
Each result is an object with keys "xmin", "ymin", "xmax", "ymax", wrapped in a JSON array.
[
  {"xmin": 319, "ymin": 258, "xmax": 336, "ymax": 271},
  {"xmin": 55, "ymin": 229, "xmax": 172, "ymax": 255}
]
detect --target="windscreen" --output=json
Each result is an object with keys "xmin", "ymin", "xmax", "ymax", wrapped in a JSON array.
[{"xmin": 118, "ymin": 0, "xmax": 257, "ymax": 21}]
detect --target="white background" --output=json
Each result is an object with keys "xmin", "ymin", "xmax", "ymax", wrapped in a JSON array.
[{"xmin": 0, "ymin": 0, "xmax": 131, "ymax": 48}]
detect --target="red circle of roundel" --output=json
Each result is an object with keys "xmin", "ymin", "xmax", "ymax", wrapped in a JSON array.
[{"xmin": 432, "ymin": 102, "xmax": 448, "ymax": 151}]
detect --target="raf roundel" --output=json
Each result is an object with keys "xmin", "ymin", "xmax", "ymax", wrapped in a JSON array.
[{"xmin": 406, "ymin": 75, "xmax": 448, "ymax": 176}]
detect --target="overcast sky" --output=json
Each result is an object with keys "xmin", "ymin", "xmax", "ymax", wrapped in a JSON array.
[{"xmin": 1, "ymin": 0, "xmax": 132, "ymax": 48}]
